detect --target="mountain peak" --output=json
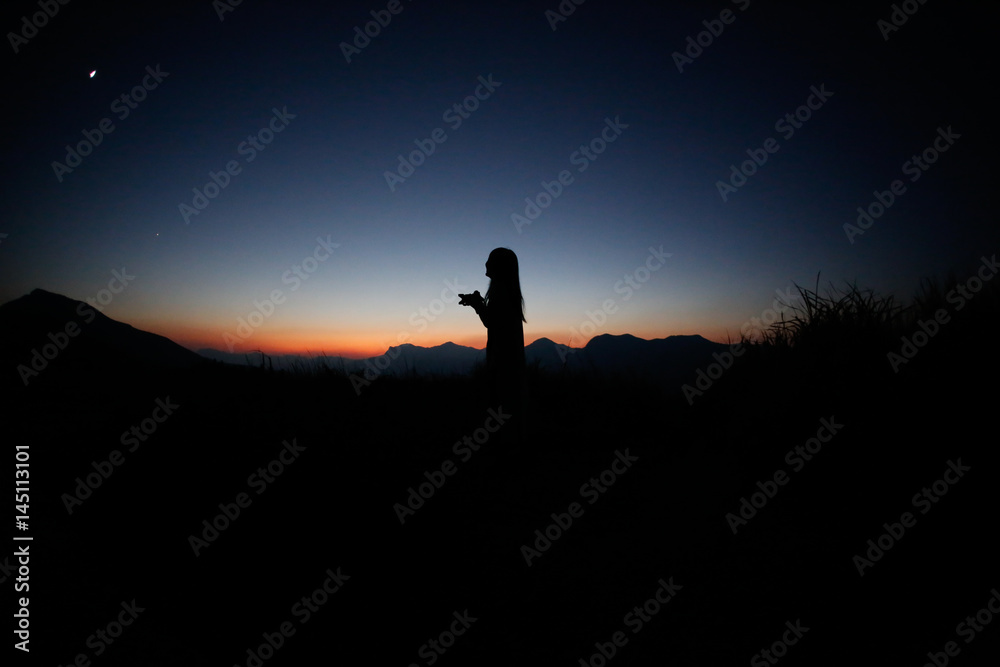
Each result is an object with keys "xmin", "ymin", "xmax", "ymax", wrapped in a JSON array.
[
  {"xmin": 526, "ymin": 337, "xmax": 556, "ymax": 346},
  {"xmin": 0, "ymin": 289, "xmax": 205, "ymax": 381}
]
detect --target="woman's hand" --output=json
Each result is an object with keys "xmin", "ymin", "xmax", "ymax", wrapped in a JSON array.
[{"xmin": 459, "ymin": 290, "xmax": 484, "ymax": 310}]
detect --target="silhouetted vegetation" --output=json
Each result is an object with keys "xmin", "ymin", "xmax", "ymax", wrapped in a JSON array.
[{"xmin": 5, "ymin": 271, "xmax": 996, "ymax": 665}]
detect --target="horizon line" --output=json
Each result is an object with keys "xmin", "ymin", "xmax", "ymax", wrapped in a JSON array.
[{"xmin": 185, "ymin": 332, "xmax": 724, "ymax": 360}]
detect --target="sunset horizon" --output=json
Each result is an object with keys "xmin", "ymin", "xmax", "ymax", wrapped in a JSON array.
[{"xmin": 7, "ymin": 284, "xmax": 735, "ymax": 359}]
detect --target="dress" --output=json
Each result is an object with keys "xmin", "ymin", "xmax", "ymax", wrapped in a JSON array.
[{"xmin": 481, "ymin": 295, "xmax": 525, "ymax": 419}]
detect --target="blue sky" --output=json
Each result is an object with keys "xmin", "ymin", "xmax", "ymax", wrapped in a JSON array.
[{"xmin": 2, "ymin": 0, "xmax": 991, "ymax": 356}]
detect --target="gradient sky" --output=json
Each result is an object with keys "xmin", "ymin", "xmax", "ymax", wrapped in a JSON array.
[{"xmin": 2, "ymin": 0, "xmax": 992, "ymax": 357}]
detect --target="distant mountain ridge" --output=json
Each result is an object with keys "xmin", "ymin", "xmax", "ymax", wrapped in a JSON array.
[
  {"xmin": 199, "ymin": 332, "xmax": 730, "ymax": 386},
  {"xmin": 197, "ymin": 341, "xmax": 488, "ymax": 376},
  {"xmin": 2, "ymin": 289, "xmax": 729, "ymax": 388}
]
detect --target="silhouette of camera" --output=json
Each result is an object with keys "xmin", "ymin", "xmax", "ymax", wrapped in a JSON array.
[{"xmin": 458, "ymin": 291, "xmax": 482, "ymax": 307}]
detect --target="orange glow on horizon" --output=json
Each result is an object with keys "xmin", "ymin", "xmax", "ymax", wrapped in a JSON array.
[
  {"xmin": 131, "ymin": 317, "xmax": 733, "ymax": 358},
  {"xmin": 147, "ymin": 321, "xmax": 488, "ymax": 358}
]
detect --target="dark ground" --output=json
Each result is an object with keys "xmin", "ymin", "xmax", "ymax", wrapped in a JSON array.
[{"xmin": 6, "ymin": 297, "xmax": 998, "ymax": 667}]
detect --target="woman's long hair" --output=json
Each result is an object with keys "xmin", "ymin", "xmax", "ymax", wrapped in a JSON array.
[{"xmin": 484, "ymin": 247, "xmax": 526, "ymax": 323}]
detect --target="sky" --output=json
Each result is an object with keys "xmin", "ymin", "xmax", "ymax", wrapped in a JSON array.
[{"xmin": 2, "ymin": 0, "xmax": 993, "ymax": 358}]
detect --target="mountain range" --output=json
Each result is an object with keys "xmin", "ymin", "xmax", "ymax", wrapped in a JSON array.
[
  {"xmin": 198, "ymin": 332, "xmax": 729, "ymax": 379},
  {"xmin": 1, "ymin": 289, "xmax": 731, "ymax": 388}
]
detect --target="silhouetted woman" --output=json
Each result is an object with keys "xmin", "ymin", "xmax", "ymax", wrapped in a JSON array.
[{"xmin": 460, "ymin": 248, "xmax": 526, "ymax": 433}]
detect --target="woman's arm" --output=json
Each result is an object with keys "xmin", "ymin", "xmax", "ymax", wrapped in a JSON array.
[
  {"xmin": 460, "ymin": 291, "xmax": 488, "ymax": 327},
  {"xmin": 475, "ymin": 301, "xmax": 488, "ymax": 328}
]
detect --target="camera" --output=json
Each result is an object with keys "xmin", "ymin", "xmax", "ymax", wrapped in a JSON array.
[{"xmin": 458, "ymin": 290, "xmax": 482, "ymax": 307}]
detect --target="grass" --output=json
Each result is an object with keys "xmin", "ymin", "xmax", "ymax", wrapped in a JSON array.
[
  {"xmin": 744, "ymin": 268, "xmax": 998, "ymax": 351},
  {"xmin": 740, "ymin": 273, "xmax": 905, "ymax": 352},
  {"xmin": 11, "ymin": 267, "xmax": 997, "ymax": 665}
]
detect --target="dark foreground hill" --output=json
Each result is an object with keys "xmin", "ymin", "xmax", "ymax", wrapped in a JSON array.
[
  {"xmin": 3, "ymin": 286, "xmax": 997, "ymax": 666},
  {"xmin": 0, "ymin": 288, "xmax": 206, "ymax": 389}
]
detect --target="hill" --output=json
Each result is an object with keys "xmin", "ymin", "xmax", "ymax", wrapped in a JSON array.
[
  {"xmin": 0, "ymin": 288, "xmax": 207, "ymax": 389},
  {"xmin": 2, "ymin": 284, "xmax": 996, "ymax": 665}
]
